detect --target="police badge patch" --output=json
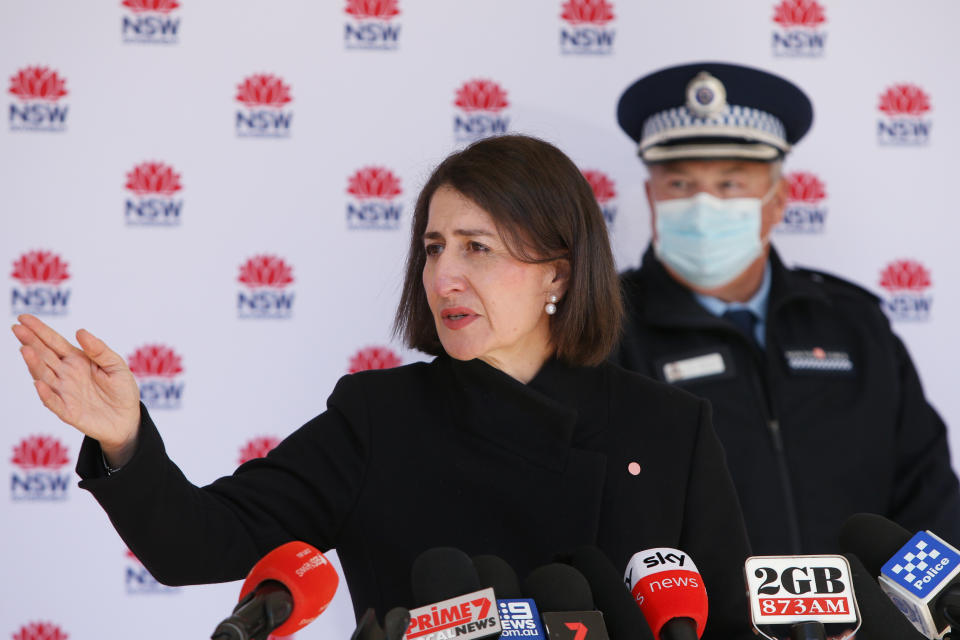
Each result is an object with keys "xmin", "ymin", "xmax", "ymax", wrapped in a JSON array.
[{"xmin": 784, "ymin": 347, "xmax": 854, "ymax": 374}]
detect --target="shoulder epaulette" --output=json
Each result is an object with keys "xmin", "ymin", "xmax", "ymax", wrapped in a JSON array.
[{"xmin": 793, "ymin": 267, "xmax": 881, "ymax": 303}]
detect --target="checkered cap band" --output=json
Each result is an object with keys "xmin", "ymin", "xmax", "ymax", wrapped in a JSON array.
[{"xmin": 640, "ymin": 104, "xmax": 789, "ymax": 152}]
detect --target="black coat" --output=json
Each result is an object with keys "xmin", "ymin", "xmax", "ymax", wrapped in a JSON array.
[
  {"xmin": 616, "ymin": 246, "xmax": 960, "ymax": 556},
  {"xmin": 77, "ymin": 354, "xmax": 755, "ymax": 639}
]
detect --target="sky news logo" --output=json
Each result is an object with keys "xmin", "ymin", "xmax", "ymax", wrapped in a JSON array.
[
  {"xmin": 879, "ymin": 259, "xmax": 932, "ymax": 322},
  {"xmin": 8, "ymin": 66, "xmax": 69, "ymax": 132},
  {"xmin": 877, "ymin": 84, "xmax": 932, "ymax": 146},
  {"xmin": 349, "ymin": 346, "xmax": 402, "ymax": 373},
  {"xmin": 237, "ymin": 255, "xmax": 296, "ymax": 319},
  {"xmin": 453, "ymin": 79, "xmax": 510, "ymax": 143},
  {"xmin": 344, "ymin": 0, "xmax": 401, "ymax": 50},
  {"xmin": 236, "ymin": 74, "xmax": 293, "ymax": 138},
  {"xmin": 121, "ymin": 0, "xmax": 181, "ymax": 45},
  {"xmin": 238, "ymin": 436, "xmax": 280, "ymax": 465},
  {"xmin": 125, "ymin": 549, "xmax": 179, "ymax": 594},
  {"xmin": 771, "ymin": 0, "xmax": 827, "ymax": 57},
  {"xmin": 10, "ymin": 435, "xmax": 71, "ymax": 501},
  {"xmin": 346, "ymin": 166, "xmax": 404, "ymax": 230},
  {"xmin": 13, "ymin": 622, "xmax": 69, "ymax": 640},
  {"xmin": 11, "ymin": 250, "xmax": 71, "ymax": 316},
  {"xmin": 582, "ymin": 169, "xmax": 617, "ymax": 227},
  {"xmin": 128, "ymin": 344, "xmax": 185, "ymax": 409},
  {"xmin": 778, "ymin": 171, "xmax": 827, "ymax": 233},
  {"xmin": 125, "ymin": 161, "xmax": 183, "ymax": 226},
  {"xmin": 882, "ymin": 532, "xmax": 960, "ymax": 598},
  {"xmin": 559, "ymin": 0, "xmax": 615, "ymax": 55}
]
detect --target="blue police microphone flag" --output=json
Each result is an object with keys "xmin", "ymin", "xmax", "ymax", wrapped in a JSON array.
[{"xmin": 743, "ymin": 555, "xmax": 860, "ymax": 640}]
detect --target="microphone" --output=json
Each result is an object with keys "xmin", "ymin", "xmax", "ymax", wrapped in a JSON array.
[
  {"xmin": 566, "ymin": 546, "xmax": 654, "ymax": 640},
  {"xmin": 624, "ymin": 548, "xmax": 707, "ymax": 640},
  {"xmin": 523, "ymin": 563, "xmax": 610, "ymax": 640},
  {"xmin": 211, "ymin": 541, "xmax": 338, "ymax": 640},
  {"xmin": 743, "ymin": 554, "xmax": 860, "ymax": 640},
  {"xmin": 406, "ymin": 547, "xmax": 502, "ymax": 640},
  {"xmin": 841, "ymin": 552, "xmax": 927, "ymax": 640},
  {"xmin": 385, "ymin": 607, "xmax": 412, "ymax": 640},
  {"xmin": 474, "ymin": 554, "xmax": 545, "ymax": 639},
  {"xmin": 840, "ymin": 512, "xmax": 960, "ymax": 638},
  {"xmin": 352, "ymin": 608, "xmax": 386, "ymax": 640}
]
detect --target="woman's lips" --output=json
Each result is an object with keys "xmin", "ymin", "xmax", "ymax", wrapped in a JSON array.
[{"xmin": 441, "ymin": 307, "xmax": 478, "ymax": 330}]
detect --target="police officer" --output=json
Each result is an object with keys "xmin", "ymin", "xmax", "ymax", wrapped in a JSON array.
[{"xmin": 614, "ymin": 61, "xmax": 960, "ymax": 555}]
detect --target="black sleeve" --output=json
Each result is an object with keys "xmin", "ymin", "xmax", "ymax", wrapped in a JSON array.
[
  {"xmin": 76, "ymin": 375, "xmax": 370, "ymax": 586},
  {"xmin": 680, "ymin": 399, "xmax": 755, "ymax": 640},
  {"xmin": 888, "ymin": 334, "xmax": 960, "ymax": 545}
]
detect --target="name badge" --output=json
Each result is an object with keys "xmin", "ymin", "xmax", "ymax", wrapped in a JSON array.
[
  {"xmin": 663, "ymin": 352, "xmax": 726, "ymax": 383},
  {"xmin": 784, "ymin": 347, "xmax": 854, "ymax": 374}
]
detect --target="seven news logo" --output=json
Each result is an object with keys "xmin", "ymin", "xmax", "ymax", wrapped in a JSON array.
[
  {"xmin": 11, "ymin": 251, "xmax": 72, "ymax": 316},
  {"xmin": 128, "ymin": 344, "xmax": 185, "ymax": 409},
  {"xmin": 582, "ymin": 170, "xmax": 617, "ymax": 227},
  {"xmin": 349, "ymin": 346, "xmax": 402, "ymax": 373},
  {"xmin": 771, "ymin": 0, "xmax": 827, "ymax": 57},
  {"xmin": 344, "ymin": 0, "xmax": 401, "ymax": 50},
  {"xmin": 10, "ymin": 436, "xmax": 71, "ymax": 501},
  {"xmin": 125, "ymin": 161, "xmax": 184, "ymax": 226},
  {"xmin": 121, "ymin": 0, "xmax": 181, "ymax": 45},
  {"xmin": 12, "ymin": 622, "xmax": 69, "ymax": 640},
  {"xmin": 235, "ymin": 74, "xmax": 294, "ymax": 138},
  {"xmin": 778, "ymin": 171, "xmax": 828, "ymax": 234},
  {"xmin": 237, "ymin": 255, "xmax": 296, "ymax": 319},
  {"xmin": 560, "ymin": 0, "xmax": 615, "ymax": 55},
  {"xmin": 125, "ymin": 549, "xmax": 179, "ymax": 594},
  {"xmin": 879, "ymin": 259, "xmax": 933, "ymax": 322},
  {"xmin": 453, "ymin": 79, "xmax": 511, "ymax": 143},
  {"xmin": 346, "ymin": 166, "xmax": 404, "ymax": 230},
  {"xmin": 8, "ymin": 66, "xmax": 69, "ymax": 132},
  {"xmin": 238, "ymin": 436, "xmax": 280, "ymax": 465},
  {"xmin": 877, "ymin": 84, "xmax": 932, "ymax": 146}
]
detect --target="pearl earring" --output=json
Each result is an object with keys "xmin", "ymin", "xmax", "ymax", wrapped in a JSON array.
[{"xmin": 545, "ymin": 295, "xmax": 558, "ymax": 315}]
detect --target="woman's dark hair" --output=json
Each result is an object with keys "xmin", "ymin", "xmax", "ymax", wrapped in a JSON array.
[{"xmin": 394, "ymin": 134, "xmax": 623, "ymax": 366}]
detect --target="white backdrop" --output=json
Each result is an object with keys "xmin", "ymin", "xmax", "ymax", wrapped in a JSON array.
[{"xmin": 3, "ymin": 1, "xmax": 959, "ymax": 639}]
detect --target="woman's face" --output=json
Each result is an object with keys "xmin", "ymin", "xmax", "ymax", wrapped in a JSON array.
[{"xmin": 421, "ymin": 186, "xmax": 562, "ymax": 382}]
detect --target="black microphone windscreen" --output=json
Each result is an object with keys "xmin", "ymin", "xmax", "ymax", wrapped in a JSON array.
[
  {"xmin": 568, "ymin": 546, "xmax": 655, "ymax": 640},
  {"xmin": 383, "ymin": 607, "xmax": 410, "ymax": 640},
  {"xmin": 473, "ymin": 554, "xmax": 522, "ymax": 599},
  {"xmin": 838, "ymin": 513, "xmax": 913, "ymax": 577},
  {"xmin": 842, "ymin": 552, "xmax": 927, "ymax": 639},
  {"xmin": 523, "ymin": 563, "xmax": 594, "ymax": 612},
  {"xmin": 411, "ymin": 547, "xmax": 481, "ymax": 607}
]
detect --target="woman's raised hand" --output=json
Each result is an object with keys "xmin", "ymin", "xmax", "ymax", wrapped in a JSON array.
[{"xmin": 12, "ymin": 314, "xmax": 141, "ymax": 466}]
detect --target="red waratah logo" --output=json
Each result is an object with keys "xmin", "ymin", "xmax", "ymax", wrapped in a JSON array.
[
  {"xmin": 582, "ymin": 170, "xmax": 616, "ymax": 203},
  {"xmin": 345, "ymin": 0, "xmax": 400, "ymax": 20},
  {"xmin": 11, "ymin": 251, "xmax": 70, "ymax": 285},
  {"xmin": 880, "ymin": 260, "xmax": 932, "ymax": 293},
  {"xmin": 125, "ymin": 162, "xmax": 183, "ymax": 196},
  {"xmin": 786, "ymin": 172, "xmax": 827, "ymax": 203},
  {"xmin": 561, "ymin": 0, "xmax": 615, "ymax": 25},
  {"xmin": 878, "ymin": 84, "xmax": 931, "ymax": 116},
  {"xmin": 122, "ymin": 0, "xmax": 180, "ymax": 12},
  {"xmin": 349, "ymin": 346, "xmax": 402, "ymax": 373},
  {"xmin": 127, "ymin": 345, "xmax": 184, "ymax": 378},
  {"xmin": 235, "ymin": 75, "xmax": 292, "ymax": 108},
  {"xmin": 11, "ymin": 436, "xmax": 70, "ymax": 470},
  {"xmin": 8, "ymin": 67, "xmax": 68, "ymax": 102},
  {"xmin": 454, "ymin": 80, "xmax": 509, "ymax": 113},
  {"xmin": 238, "ymin": 255, "xmax": 294, "ymax": 289},
  {"xmin": 12, "ymin": 623, "xmax": 69, "ymax": 640},
  {"xmin": 238, "ymin": 436, "xmax": 281, "ymax": 465},
  {"xmin": 347, "ymin": 167, "xmax": 402, "ymax": 200},
  {"xmin": 772, "ymin": 0, "xmax": 826, "ymax": 27}
]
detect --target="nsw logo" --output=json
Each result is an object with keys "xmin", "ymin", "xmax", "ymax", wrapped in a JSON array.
[
  {"xmin": 453, "ymin": 79, "xmax": 511, "ymax": 143},
  {"xmin": 771, "ymin": 0, "xmax": 827, "ymax": 57},
  {"xmin": 560, "ymin": 0, "xmax": 615, "ymax": 55},
  {"xmin": 235, "ymin": 74, "xmax": 293, "ymax": 138},
  {"xmin": 11, "ymin": 250, "xmax": 71, "ymax": 316},
  {"xmin": 121, "ymin": 0, "xmax": 181, "ymax": 45},
  {"xmin": 346, "ymin": 167, "xmax": 404, "ymax": 230},
  {"xmin": 124, "ymin": 548, "xmax": 179, "ymax": 594},
  {"xmin": 879, "ymin": 259, "xmax": 932, "ymax": 322},
  {"xmin": 13, "ymin": 623, "xmax": 69, "ymax": 640},
  {"xmin": 778, "ymin": 171, "xmax": 828, "ymax": 233},
  {"xmin": 237, "ymin": 255, "xmax": 296, "ymax": 319},
  {"xmin": 348, "ymin": 346, "xmax": 402, "ymax": 373},
  {"xmin": 344, "ymin": 0, "xmax": 401, "ymax": 50},
  {"xmin": 8, "ymin": 66, "xmax": 70, "ymax": 132},
  {"xmin": 124, "ymin": 161, "xmax": 184, "ymax": 226},
  {"xmin": 882, "ymin": 532, "xmax": 960, "ymax": 598},
  {"xmin": 238, "ymin": 436, "xmax": 280, "ymax": 465},
  {"xmin": 582, "ymin": 169, "xmax": 618, "ymax": 227},
  {"xmin": 128, "ymin": 344, "xmax": 185, "ymax": 409},
  {"xmin": 877, "ymin": 84, "xmax": 932, "ymax": 146},
  {"xmin": 10, "ymin": 436, "xmax": 71, "ymax": 501}
]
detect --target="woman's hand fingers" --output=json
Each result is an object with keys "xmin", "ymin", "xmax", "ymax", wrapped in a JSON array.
[
  {"xmin": 19, "ymin": 345, "xmax": 60, "ymax": 388},
  {"xmin": 12, "ymin": 323, "xmax": 65, "ymax": 372},
  {"xmin": 76, "ymin": 329, "xmax": 125, "ymax": 372},
  {"xmin": 34, "ymin": 379, "xmax": 67, "ymax": 419},
  {"xmin": 16, "ymin": 314, "xmax": 79, "ymax": 359}
]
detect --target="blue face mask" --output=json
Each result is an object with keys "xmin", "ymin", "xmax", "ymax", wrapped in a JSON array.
[{"xmin": 653, "ymin": 192, "xmax": 768, "ymax": 290}]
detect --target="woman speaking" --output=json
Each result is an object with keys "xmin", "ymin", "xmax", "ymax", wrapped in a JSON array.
[{"xmin": 13, "ymin": 135, "xmax": 753, "ymax": 639}]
